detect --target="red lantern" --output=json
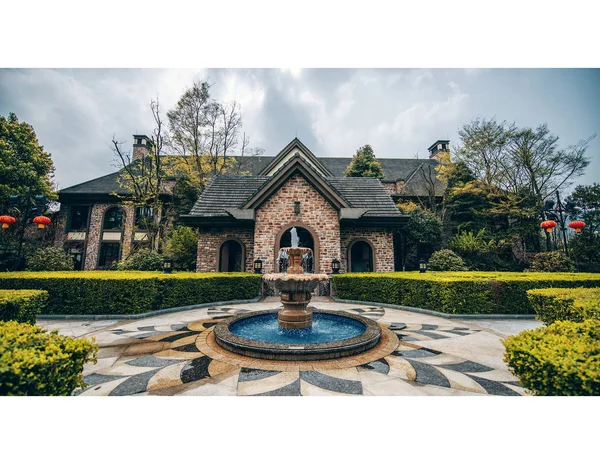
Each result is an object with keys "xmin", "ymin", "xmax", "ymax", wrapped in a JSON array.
[
  {"xmin": 0, "ymin": 215, "xmax": 16, "ymax": 229},
  {"xmin": 569, "ymin": 220, "xmax": 586, "ymax": 233},
  {"xmin": 541, "ymin": 220, "xmax": 557, "ymax": 233},
  {"xmin": 33, "ymin": 216, "xmax": 51, "ymax": 229}
]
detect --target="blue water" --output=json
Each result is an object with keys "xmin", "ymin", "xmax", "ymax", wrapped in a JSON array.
[{"xmin": 229, "ymin": 313, "xmax": 366, "ymax": 345}]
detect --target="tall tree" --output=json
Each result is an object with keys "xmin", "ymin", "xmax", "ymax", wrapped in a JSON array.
[
  {"xmin": 0, "ymin": 113, "xmax": 55, "ymax": 205},
  {"xmin": 345, "ymin": 144, "xmax": 384, "ymax": 179},
  {"xmin": 111, "ymin": 99, "xmax": 173, "ymax": 252}
]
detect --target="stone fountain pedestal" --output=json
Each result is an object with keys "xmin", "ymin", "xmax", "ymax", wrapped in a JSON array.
[{"xmin": 263, "ymin": 247, "xmax": 329, "ymax": 329}]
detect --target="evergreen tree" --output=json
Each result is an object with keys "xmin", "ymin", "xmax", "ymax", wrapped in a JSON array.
[{"xmin": 344, "ymin": 144, "xmax": 384, "ymax": 179}]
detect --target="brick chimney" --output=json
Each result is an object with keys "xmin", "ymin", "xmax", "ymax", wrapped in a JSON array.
[
  {"xmin": 132, "ymin": 135, "xmax": 152, "ymax": 162},
  {"xmin": 427, "ymin": 139, "xmax": 450, "ymax": 161}
]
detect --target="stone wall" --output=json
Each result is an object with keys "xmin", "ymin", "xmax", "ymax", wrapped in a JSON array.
[
  {"xmin": 196, "ymin": 227, "xmax": 255, "ymax": 272},
  {"xmin": 340, "ymin": 227, "xmax": 395, "ymax": 273},
  {"xmin": 253, "ymin": 173, "xmax": 341, "ymax": 274}
]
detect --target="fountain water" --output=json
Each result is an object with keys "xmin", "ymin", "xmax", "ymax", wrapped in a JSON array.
[{"xmin": 213, "ymin": 227, "xmax": 382, "ymax": 360}]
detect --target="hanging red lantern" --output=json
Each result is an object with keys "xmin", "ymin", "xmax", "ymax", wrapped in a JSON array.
[
  {"xmin": 0, "ymin": 215, "xmax": 16, "ymax": 229},
  {"xmin": 32, "ymin": 216, "xmax": 51, "ymax": 229},
  {"xmin": 568, "ymin": 220, "xmax": 586, "ymax": 233},
  {"xmin": 541, "ymin": 220, "xmax": 557, "ymax": 233}
]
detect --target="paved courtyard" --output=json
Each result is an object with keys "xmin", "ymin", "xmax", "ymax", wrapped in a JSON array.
[{"xmin": 38, "ymin": 298, "xmax": 542, "ymax": 396}]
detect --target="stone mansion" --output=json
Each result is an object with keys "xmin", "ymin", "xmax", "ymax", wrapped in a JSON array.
[{"xmin": 55, "ymin": 137, "xmax": 446, "ymax": 273}]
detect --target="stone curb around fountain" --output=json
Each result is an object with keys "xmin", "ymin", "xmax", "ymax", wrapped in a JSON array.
[{"xmin": 331, "ymin": 297, "xmax": 538, "ymax": 320}]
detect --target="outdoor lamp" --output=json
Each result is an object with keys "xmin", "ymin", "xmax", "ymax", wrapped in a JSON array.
[
  {"xmin": 569, "ymin": 220, "xmax": 586, "ymax": 233},
  {"xmin": 253, "ymin": 258, "xmax": 263, "ymax": 274},
  {"xmin": 163, "ymin": 258, "xmax": 173, "ymax": 274},
  {"xmin": 419, "ymin": 258, "xmax": 427, "ymax": 273},
  {"xmin": 33, "ymin": 215, "xmax": 51, "ymax": 229},
  {"xmin": 0, "ymin": 215, "xmax": 16, "ymax": 229},
  {"xmin": 331, "ymin": 258, "xmax": 341, "ymax": 274}
]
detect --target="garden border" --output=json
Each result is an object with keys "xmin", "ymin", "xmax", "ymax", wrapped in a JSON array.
[
  {"xmin": 332, "ymin": 296, "xmax": 537, "ymax": 320},
  {"xmin": 37, "ymin": 296, "xmax": 263, "ymax": 320}
]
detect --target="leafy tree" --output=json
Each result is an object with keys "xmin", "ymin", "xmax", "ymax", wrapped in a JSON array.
[
  {"xmin": 165, "ymin": 226, "xmax": 199, "ymax": 271},
  {"xmin": 344, "ymin": 145, "xmax": 384, "ymax": 179},
  {"xmin": 0, "ymin": 113, "xmax": 55, "ymax": 206},
  {"xmin": 567, "ymin": 183, "xmax": 600, "ymax": 265},
  {"xmin": 395, "ymin": 208, "xmax": 442, "ymax": 271},
  {"xmin": 26, "ymin": 247, "xmax": 73, "ymax": 271}
]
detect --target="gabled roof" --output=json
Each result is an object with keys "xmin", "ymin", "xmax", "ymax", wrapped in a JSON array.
[
  {"xmin": 244, "ymin": 153, "xmax": 348, "ymax": 210},
  {"xmin": 257, "ymin": 137, "xmax": 333, "ymax": 178},
  {"xmin": 327, "ymin": 178, "xmax": 402, "ymax": 217}
]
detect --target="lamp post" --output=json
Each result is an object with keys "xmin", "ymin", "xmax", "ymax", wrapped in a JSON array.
[
  {"xmin": 543, "ymin": 191, "xmax": 581, "ymax": 257},
  {"xmin": 253, "ymin": 258, "xmax": 263, "ymax": 274},
  {"xmin": 331, "ymin": 258, "xmax": 340, "ymax": 274},
  {"xmin": 162, "ymin": 258, "xmax": 173, "ymax": 274},
  {"xmin": 419, "ymin": 258, "xmax": 427, "ymax": 273}
]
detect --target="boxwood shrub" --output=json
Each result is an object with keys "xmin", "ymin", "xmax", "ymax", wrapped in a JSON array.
[
  {"xmin": 0, "ymin": 290, "xmax": 48, "ymax": 324},
  {"xmin": 0, "ymin": 271, "xmax": 262, "ymax": 315},
  {"xmin": 332, "ymin": 272, "xmax": 600, "ymax": 314},
  {"xmin": 527, "ymin": 288, "xmax": 600, "ymax": 324},
  {"xmin": 0, "ymin": 321, "xmax": 98, "ymax": 396},
  {"xmin": 503, "ymin": 320, "xmax": 600, "ymax": 395}
]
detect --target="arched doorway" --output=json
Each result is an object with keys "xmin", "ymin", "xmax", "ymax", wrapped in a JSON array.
[
  {"xmin": 348, "ymin": 240, "xmax": 374, "ymax": 272},
  {"xmin": 219, "ymin": 239, "xmax": 244, "ymax": 272},
  {"xmin": 276, "ymin": 225, "xmax": 318, "ymax": 273}
]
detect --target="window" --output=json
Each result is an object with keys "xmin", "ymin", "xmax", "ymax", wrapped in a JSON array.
[
  {"xmin": 68, "ymin": 206, "xmax": 89, "ymax": 231},
  {"xmin": 98, "ymin": 243, "xmax": 120, "ymax": 268},
  {"xmin": 103, "ymin": 207, "xmax": 123, "ymax": 230},
  {"xmin": 135, "ymin": 206, "xmax": 154, "ymax": 229},
  {"xmin": 66, "ymin": 243, "xmax": 85, "ymax": 270},
  {"xmin": 219, "ymin": 240, "xmax": 244, "ymax": 272},
  {"xmin": 349, "ymin": 240, "xmax": 374, "ymax": 272}
]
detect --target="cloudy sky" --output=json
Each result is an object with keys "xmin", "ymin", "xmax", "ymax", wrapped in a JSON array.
[{"xmin": 1, "ymin": 68, "xmax": 599, "ymax": 191}]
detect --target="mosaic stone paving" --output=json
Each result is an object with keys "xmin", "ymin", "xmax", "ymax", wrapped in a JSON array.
[{"xmin": 73, "ymin": 302, "xmax": 527, "ymax": 396}]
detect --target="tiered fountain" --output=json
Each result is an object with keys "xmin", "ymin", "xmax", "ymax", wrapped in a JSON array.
[{"xmin": 214, "ymin": 228, "xmax": 382, "ymax": 361}]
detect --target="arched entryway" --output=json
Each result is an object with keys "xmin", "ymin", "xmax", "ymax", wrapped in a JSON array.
[
  {"xmin": 218, "ymin": 239, "xmax": 244, "ymax": 272},
  {"xmin": 275, "ymin": 224, "xmax": 319, "ymax": 273},
  {"xmin": 348, "ymin": 239, "xmax": 374, "ymax": 272}
]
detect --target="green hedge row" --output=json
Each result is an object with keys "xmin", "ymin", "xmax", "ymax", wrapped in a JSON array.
[
  {"xmin": 332, "ymin": 272, "xmax": 600, "ymax": 314},
  {"xmin": 0, "ymin": 290, "xmax": 48, "ymax": 324},
  {"xmin": 503, "ymin": 320, "xmax": 600, "ymax": 395},
  {"xmin": 527, "ymin": 288, "xmax": 600, "ymax": 324},
  {"xmin": 0, "ymin": 321, "xmax": 98, "ymax": 395},
  {"xmin": 0, "ymin": 271, "xmax": 262, "ymax": 315}
]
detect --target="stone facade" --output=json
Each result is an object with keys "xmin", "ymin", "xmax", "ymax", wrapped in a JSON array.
[
  {"xmin": 196, "ymin": 227, "xmax": 255, "ymax": 273},
  {"xmin": 253, "ymin": 173, "xmax": 341, "ymax": 274},
  {"xmin": 340, "ymin": 227, "xmax": 395, "ymax": 273}
]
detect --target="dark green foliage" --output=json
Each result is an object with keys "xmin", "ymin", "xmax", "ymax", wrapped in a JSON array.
[
  {"xmin": 0, "ymin": 113, "xmax": 56, "ymax": 206},
  {"xmin": 165, "ymin": 226, "xmax": 199, "ymax": 271},
  {"xmin": 567, "ymin": 183, "xmax": 600, "ymax": 267},
  {"xmin": 118, "ymin": 248, "xmax": 164, "ymax": 271},
  {"xmin": 0, "ymin": 321, "xmax": 98, "ymax": 396},
  {"xmin": 25, "ymin": 247, "xmax": 74, "ymax": 271},
  {"xmin": 529, "ymin": 251, "xmax": 574, "ymax": 272},
  {"xmin": 332, "ymin": 272, "xmax": 600, "ymax": 315},
  {"xmin": 503, "ymin": 320, "xmax": 600, "ymax": 396},
  {"xmin": 344, "ymin": 144, "xmax": 384, "ymax": 179},
  {"xmin": 0, "ymin": 290, "xmax": 47, "ymax": 324},
  {"xmin": 0, "ymin": 271, "xmax": 262, "ymax": 315},
  {"xmin": 428, "ymin": 249, "xmax": 467, "ymax": 271},
  {"xmin": 396, "ymin": 209, "xmax": 443, "ymax": 271}
]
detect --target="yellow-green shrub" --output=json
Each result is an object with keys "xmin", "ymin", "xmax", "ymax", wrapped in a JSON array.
[
  {"xmin": 503, "ymin": 320, "xmax": 600, "ymax": 395},
  {"xmin": 0, "ymin": 290, "xmax": 48, "ymax": 324},
  {"xmin": 527, "ymin": 288, "xmax": 600, "ymax": 324},
  {"xmin": 0, "ymin": 321, "xmax": 98, "ymax": 396},
  {"xmin": 332, "ymin": 272, "xmax": 600, "ymax": 314},
  {"xmin": 0, "ymin": 271, "xmax": 261, "ymax": 315}
]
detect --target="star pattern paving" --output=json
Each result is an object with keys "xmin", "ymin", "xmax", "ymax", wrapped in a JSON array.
[{"xmin": 77, "ymin": 306, "xmax": 524, "ymax": 396}]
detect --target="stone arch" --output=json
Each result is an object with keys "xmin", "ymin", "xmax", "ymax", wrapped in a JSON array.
[
  {"xmin": 274, "ymin": 222, "xmax": 320, "ymax": 273},
  {"xmin": 347, "ymin": 238, "xmax": 375, "ymax": 272},
  {"xmin": 217, "ymin": 237, "xmax": 246, "ymax": 272}
]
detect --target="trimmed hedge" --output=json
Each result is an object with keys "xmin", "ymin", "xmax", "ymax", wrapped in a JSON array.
[
  {"xmin": 0, "ymin": 271, "xmax": 262, "ymax": 315},
  {"xmin": 527, "ymin": 288, "xmax": 600, "ymax": 324},
  {"xmin": 0, "ymin": 321, "xmax": 98, "ymax": 396},
  {"xmin": 332, "ymin": 272, "xmax": 600, "ymax": 315},
  {"xmin": 0, "ymin": 290, "xmax": 48, "ymax": 324},
  {"xmin": 503, "ymin": 320, "xmax": 600, "ymax": 395}
]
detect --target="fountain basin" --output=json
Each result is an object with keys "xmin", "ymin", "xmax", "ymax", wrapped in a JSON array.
[{"xmin": 214, "ymin": 309, "xmax": 382, "ymax": 361}]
